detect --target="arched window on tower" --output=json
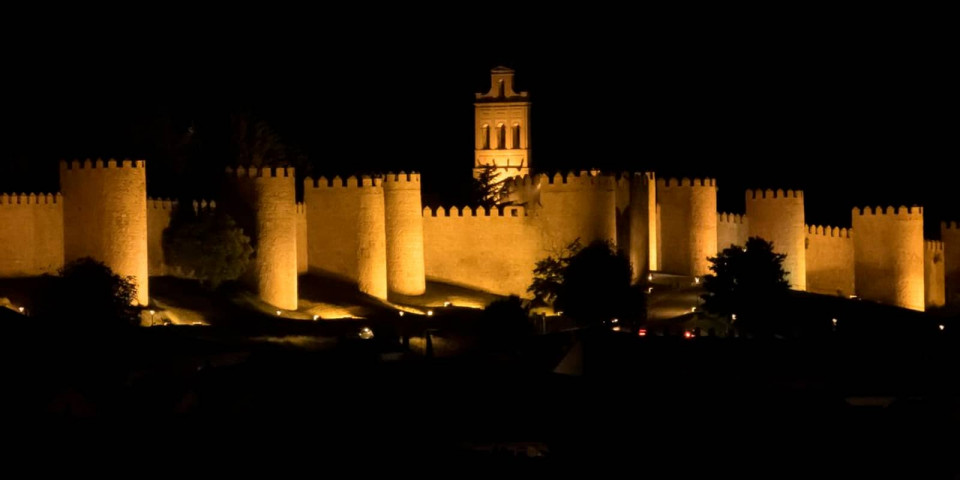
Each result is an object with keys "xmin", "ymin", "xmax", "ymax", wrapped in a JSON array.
[
  {"xmin": 481, "ymin": 125, "xmax": 490, "ymax": 150},
  {"xmin": 498, "ymin": 124, "xmax": 506, "ymax": 150},
  {"xmin": 498, "ymin": 80, "xmax": 505, "ymax": 98},
  {"xmin": 513, "ymin": 123, "xmax": 521, "ymax": 149}
]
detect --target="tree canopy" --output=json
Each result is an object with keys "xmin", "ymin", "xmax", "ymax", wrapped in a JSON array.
[
  {"xmin": 701, "ymin": 237, "xmax": 790, "ymax": 334},
  {"xmin": 162, "ymin": 207, "xmax": 254, "ymax": 289},
  {"xmin": 34, "ymin": 258, "xmax": 139, "ymax": 328},
  {"xmin": 530, "ymin": 240, "xmax": 641, "ymax": 327}
]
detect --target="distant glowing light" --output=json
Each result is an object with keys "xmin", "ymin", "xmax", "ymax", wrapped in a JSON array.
[
  {"xmin": 691, "ymin": 306, "xmax": 697, "ymax": 313},
  {"xmin": 684, "ymin": 331, "xmax": 693, "ymax": 339},
  {"xmin": 611, "ymin": 326, "xmax": 621, "ymax": 332},
  {"xmin": 611, "ymin": 318, "xmax": 619, "ymax": 324},
  {"xmin": 556, "ymin": 311, "xmax": 563, "ymax": 316},
  {"xmin": 276, "ymin": 310, "xmax": 282, "ymax": 316},
  {"xmin": 647, "ymin": 274, "xmax": 653, "ymax": 281},
  {"xmin": 313, "ymin": 315, "xmax": 319, "ymax": 321},
  {"xmin": 18, "ymin": 307, "xmax": 25, "ymax": 313},
  {"xmin": 832, "ymin": 318, "xmax": 838, "ymax": 326},
  {"xmin": 398, "ymin": 311, "xmax": 405, "ymax": 317},
  {"xmin": 647, "ymin": 287, "xmax": 653, "ymax": 294},
  {"xmin": 427, "ymin": 310, "xmax": 434, "ymax": 316},
  {"xmin": 359, "ymin": 327, "xmax": 374, "ymax": 340},
  {"xmin": 939, "ymin": 324, "xmax": 945, "ymax": 331},
  {"xmin": 694, "ymin": 277, "xmax": 700, "ymax": 285},
  {"xmin": 742, "ymin": 248, "xmax": 747, "ymax": 253},
  {"xmin": 731, "ymin": 314, "xmax": 737, "ymax": 321},
  {"xmin": 638, "ymin": 328, "xmax": 647, "ymax": 337},
  {"xmin": 149, "ymin": 310, "xmax": 156, "ymax": 315},
  {"xmin": 443, "ymin": 301, "xmax": 452, "ymax": 307}
]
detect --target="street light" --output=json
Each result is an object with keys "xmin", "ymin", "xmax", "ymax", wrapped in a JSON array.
[
  {"xmin": 939, "ymin": 324, "xmax": 945, "ymax": 331},
  {"xmin": 313, "ymin": 315, "xmax": 319, "ymax": 321},
  {"xmin": 149, "ymin": 309, "xmax": 156, "ymax": 326}
]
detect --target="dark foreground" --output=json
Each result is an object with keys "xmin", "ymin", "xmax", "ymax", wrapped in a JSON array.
[{"xmin": 0, "ymin": 320, "xmax": 957, "ymax": 476}]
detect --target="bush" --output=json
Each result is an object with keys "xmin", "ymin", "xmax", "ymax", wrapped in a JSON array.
[
  {"xmin": 34, "ymin": 258, "xmax": 139, "ymax": 328},
  {"xmin": 163, "ymin": 207, "xmax": 253, "ymax": 289}
]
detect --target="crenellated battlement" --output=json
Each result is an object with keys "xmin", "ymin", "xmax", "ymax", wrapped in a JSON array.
[
  {"xmin": 540, "ymin": 170, "xmax": 613, "ymax": 188},
  {"xmin": 501, "ymin": 174, "xmax": 538, "ymax": 190},
  {"xmin": 853, "ymin": 205, "xmax": 924, "ymax": 217},
  {"xmin": 382, "ymin": 171, "xmax": 421, "ymax": 183},
  {"xmin": 61, "ymin": 158, "xmax": 145, "ymax": 170},
  {"xmin": 657, "ymin": 177, "xmax": 716, "ymax": 188},
  {"xmin": 423, "ymin": 205, "xmax": 528, "ymax": 218},
  {"xmin": 806, "ymin": 224, "xmax": 852, "ymax": 239},
  {"xmin": 943, "ymin": 221, "xmax": 960, "ymax": 231},
  {"xmin": 0, "ymin": 192, "xmax": 62, "ymax": 206},
  {"xmin": 305, "ymin": 175, "xmax": 383, "ymax": 188},
  {"xmin": 925, "ymin": 240, "xmax": 944, "ymax": 254},
  {"xmin": 614, "ymin": 171, "xmax": 656, "ymax": 189},
  {"xmin": 192, "ymin": 199, "xmax": 216, "ymax": 213},
  {"xmin": 225, "ymin": 165, "xmax": 294, "ymax": 178},
  {"xmin": 747, "ymin": 188, "xmax": 803, "ymax": 200},
  {"xmin": 718, "ymin": 212, "xmax": 746, "ymax": 225},
  {"xmin": 148, "ymin": 197, "xmax": 177, "ymax": 210}
]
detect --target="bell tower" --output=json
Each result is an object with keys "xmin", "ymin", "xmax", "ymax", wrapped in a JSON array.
[{"xmin": 474, "ymin": 66, "xmax": 531, "ymax": 183}]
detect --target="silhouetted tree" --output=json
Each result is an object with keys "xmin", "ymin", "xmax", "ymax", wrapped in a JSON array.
[
  {"xmin": 701, "ymin": 237, "xmax": 789, "ymax": 334},
  {"xmin": 469, "ymin": 167, "xmax": 508, "ymax": 210},
  {"xmin": 34, "ymin": 258, "xmax": 139, "ymax": 328},
  {"xmin": 529, "ymin": 239, "xmax": 583, "ymax": 305},
  {"xmin": 530, "ymin": 240, "xmax": 641, "ymax": 327},
  {"xmin": 162, "ymin": 207, "xmax": 254, "ymax": 289}
]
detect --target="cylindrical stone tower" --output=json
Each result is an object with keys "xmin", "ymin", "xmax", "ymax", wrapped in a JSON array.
[
  {"xmin": 382, "ymin": 172, "xmax": 426, "ymax": 296},
  {"xmin": 745, "ymin": 189, "xmax": 807, "ymax": 291},
  {"xmin": 628, "ymin": 172, "xmax": 654, "ymax": 283},
  {"xmin": 943, "ymin": 221, "xmax": 960, "ymax": 305},
  {"xmin": 225, "ymin": 166, "xmax": 298, "ymax": 310},
  {"xmin": 657, "ymin": 177, "xmax": 717, "ymax": 277},
  {"xmin": 852, "ymin": 205, "xmax": 924, "ymax": 311},
  {"xmin": 60, "ymin": 159, "xmax": 149, "ymax": 306}
]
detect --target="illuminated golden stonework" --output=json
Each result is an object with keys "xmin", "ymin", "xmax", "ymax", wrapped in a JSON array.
[{"xmin": 0, "ymin": 68, "xmax": 954, "ymax": 313}]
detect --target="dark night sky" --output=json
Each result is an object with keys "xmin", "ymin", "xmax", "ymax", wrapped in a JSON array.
[{"xmin": 2, "ymin": 13, "xmax": 955, "ymax": 236}]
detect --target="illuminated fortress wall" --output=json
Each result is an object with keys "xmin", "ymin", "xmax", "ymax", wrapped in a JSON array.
[
  {"xmin": 383, "ymin": 172, "xmax": 426, "ymax": 296},
  {"xmin": 943, "ymin": 222, "xmax": 960, "ymax": 305},
  {"xmin": 296, "ymin": 202, "xmax": 308, "ymax": 275},
  {"xmin": 924, "ymin": 240, "xmax": 946, "ymax": 308},
  {"xmin": 224, "ymin": 166, "xmax": 298, "ymax": 310},
  {"xmin": 536, "ymin": 171, "xmax": 617, "ymax": 253},
  {"xmin": 422, "ymin": 205, "xmax": 541, "ymax": 297},
  {"xmin": 852, "ymin": 206, "xmax": 925, "ymax": 311},
  {"xmin": 657, "ymin": 178, "xmax": 717, "ymax": 277},
  {"xmin": 717, "ymin": 213, "xmax": 748, "ymax": 250},
  {"xmin": 746, "ymin": 189, "xmax": 806, "ymax": 290},
  {"xmin": 614, "ymin": 172, "xmax": 654, "ymax": 282},
  {"xmin": 805, "ymin": 225, "xmax": 855, "ymax": 298},
  {"xmin": 61, "ymin": 159, "xmax": 149, "ymax": 306},
  {"xmin": 303, "ymin": 176, "xmax": 387, "ymax": 300},
  {"xmin": 0, "ymin": 193, "xmax": 63, "ymax": 277}
]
